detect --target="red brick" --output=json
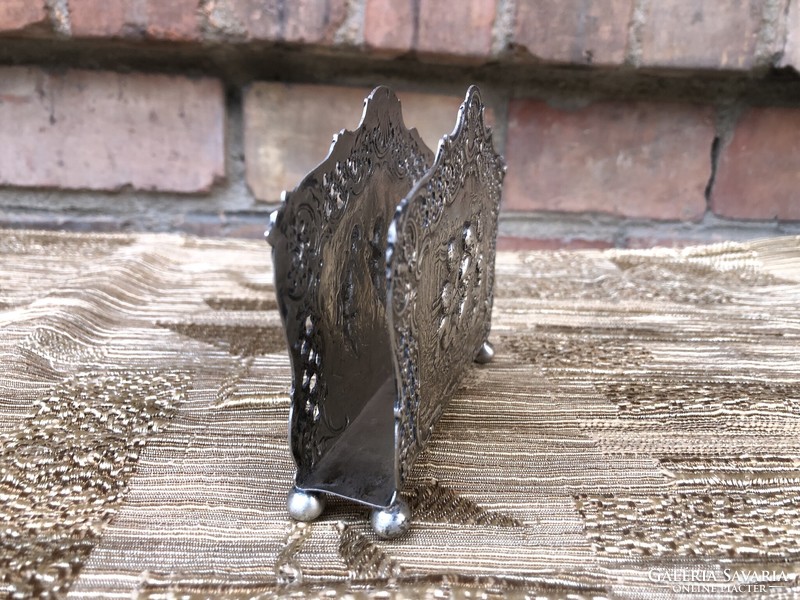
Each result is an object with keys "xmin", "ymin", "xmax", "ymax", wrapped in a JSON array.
[
  {"xmin": 504, "ymin": 100, "xmax": 713, "ymax": 221},
  {"xmin": 640, "ymin": 1, "xmax": 765, "ymax": 69},
  {"xmin": 0, "ymin": 0, "xmax": 48, "ymax": 32},
  {"xmin": 365, "ymin": 0, "xmax": 496, "ymax": 59},
  {"xmin": 244, "ymin": 82, "xmax": 496, "ymax": 203},
  {"xmin": 0, "ymin": 68, "xmax": 225, "ymax": 193},
  {"xmin": 69, "ymin": 0, "xmax": 199, "ymax": 40},
  {"xmin": 202, "ymin": 0, "xmax": 346, "ymax": 43},
  {"xmin": 513, "ymin": 0, "xmax": 633, "ymax": 66},
  {"xmin": 418, "ymin": 0, "xmax": 496, "ymax": 58},
  {"xmin": 364, "ymin": 0, "xmax": 415, "ymax": 56},
  {"xmin": 497, "ymin": 237, "xmax": 613, "ymax": 251},
  {"xmin": 282, "ymin": 0, "xmax": 348, "ymax": 43},
  {"xmin": 69, "ymin": 0, "xmax": 126, "ymax": 37},
  {"xmin": 145, "ymin": 1, "xmax": 200, "ymax": 40},
  {"xmin": 711, "ymin": 107, "xmax": 800, "ymax": 220}
]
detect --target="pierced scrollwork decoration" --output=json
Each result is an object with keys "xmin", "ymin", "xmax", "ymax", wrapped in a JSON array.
[{"xmin": 267, "ymin": 85, "xmax": 505, "ymax": 539}]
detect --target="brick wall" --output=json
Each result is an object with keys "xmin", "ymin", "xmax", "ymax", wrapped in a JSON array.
[{"xmin": 1, "ymin": 0, "xmax": 799, "ymax": 248}]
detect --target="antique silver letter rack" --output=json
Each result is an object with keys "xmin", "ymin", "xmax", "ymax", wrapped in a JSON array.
[{"xmin": 267, "ymin": 85, "xmax": 505, "ymax": 538}]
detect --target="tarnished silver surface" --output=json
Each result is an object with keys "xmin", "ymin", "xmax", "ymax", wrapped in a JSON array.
[
  {"xmin": 370, "ymin": 497, "xmax": 412, "ymax": 540},
  {"xmin": 474, "ymin": 340, "xmax": 496, "ymax": 365},
  {"xmin": 269, "ymin": 85, "xmax": 505, "ymax": 535},
  {"xmin": 386, "ymin": 85, "xmax": 506, "ymax": 484},
  {"xmin": 268, "ymin": 87, "xmax": 434, "ymax": 509},
  {"xmin": 287, "ymin": 486, "xmax": 326, "ymax": 522}
]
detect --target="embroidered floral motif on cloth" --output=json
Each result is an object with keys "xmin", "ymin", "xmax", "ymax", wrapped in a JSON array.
[{"xmin": 1, "ymin": 229, "xmax": 799, "ymax": 599}]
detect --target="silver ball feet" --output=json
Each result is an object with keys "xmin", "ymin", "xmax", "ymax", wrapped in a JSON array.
[
  {"xmin": 265, "ymin": 207, "xmax": 281, "ymax": 246},
  {"xmin": 370, "ymin": 498, "xmax": 411, "ymax": 539},
  {"xmin": 474, "ymin": 341, "xmax": 494, "ymax": 364},
  {"xmin": 287, "ymin": 486, "xmax": 326, "ymax": 522}
]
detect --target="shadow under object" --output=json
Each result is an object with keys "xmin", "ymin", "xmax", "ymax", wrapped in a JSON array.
[{"xmin": 266, "ymin": 85, "xmax": 505, "ymax": 538}]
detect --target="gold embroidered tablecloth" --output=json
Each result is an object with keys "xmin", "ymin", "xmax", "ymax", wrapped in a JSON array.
[{"xmin": 1, "ymin": 229, "xmax": 799, "ymax": 599}]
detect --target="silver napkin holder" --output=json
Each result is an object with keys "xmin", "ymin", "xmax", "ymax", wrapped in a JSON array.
[{"xmin": 266, "ymin": 85, "xmax": 505, "ymax": 538}]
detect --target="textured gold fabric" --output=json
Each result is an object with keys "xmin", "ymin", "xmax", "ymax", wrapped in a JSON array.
[{"xmin": 1, "ymin": 229, "xmax": 799, "ymax": 599}]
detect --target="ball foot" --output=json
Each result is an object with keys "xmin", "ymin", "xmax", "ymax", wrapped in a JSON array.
[
  {"xmin": 370, "ymin": 498, "xmax": 411, "ymax": 539},
  {"xmin": 287, "ymin": 486, "xmax": 326, "ymax": 522},
  {"xmin": 474, "ymin": 341, "xmax": 494, "ymax": 364},
  {"xmin": 265, "ymin": 208, "xmax": 280, "ymax": 246}
]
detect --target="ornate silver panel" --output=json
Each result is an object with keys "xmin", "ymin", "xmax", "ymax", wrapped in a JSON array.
[
  {"xmin": 268, "ymin": 87, "xmax": 434, "ymax": 509},
  {"xmin": 386, "ymin": 86, "xmax": 506, "ymax": 484},
  {"xmin": 269, "ymin": 85, "xmax": 505, "ymax": 538}
]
